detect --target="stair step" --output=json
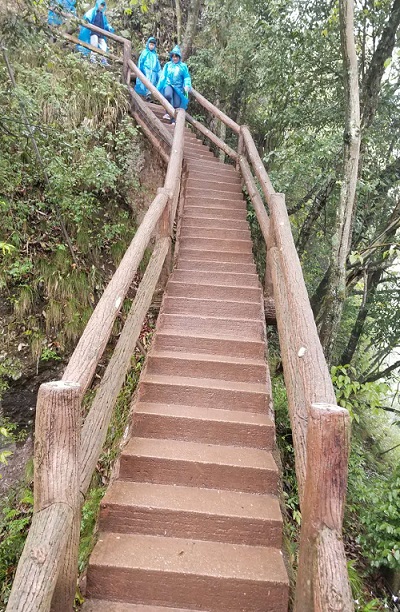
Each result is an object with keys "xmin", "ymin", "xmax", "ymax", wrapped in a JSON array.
[
  {"xmin": 178, "ymin": 247, "xmax": 253, "ymax": 263},
  {"xmin": 138, "ymin": 373, "xmax": 267, "ymax": 413},
  {"xmin": 158, "ymin": 312, "xmax": 263, "ymax": 342},
  {"xmin": 185, "ymin": 198, "xmax": 245, "ymax": 212},
  {"xmin": 176, "ymin": 259, "xmax": 256, "ymax": 274},
  {"xmin": 187, "ymin": 178, "xmax": 242, "ymax": 193},
  {"xmin": 170, "ymin": 269, "xmax": 259, "ymax": 287},
  {"xmin": 83, "ymin": 601, "xmax": 194, "ymax": 612},
  {"xmin": 184, "ymin": 204, "xmax": 246, "ymax": 220},
  {"xmin": 120, "ymin": 438, "xmax": 278, "ymax": 493},
  {"xmin": 182, "ymin": 215, "xmax": 249, "ymax": 230},
  {"xmin": 99, "ymin": 481, "xmax": 282, "ymax": 546},
  {"xmin": 180, "ymin": 226, "xmax": 250, "ymax": 240},
  {"xmin": 166, "ymin": 281, "xmax": 260, "ymax": 303},
  {"xmin": 186, "ymin": 189, "xmax": 243, "ymax": 201},
  {"xmin": 86, "ymin": 533, "xmax": 289, "ymax": 611},
  {"xmin": 162, "ymin": 296, "xmax": 262, "ymax": 320},
  {"xmin": 179, "ymin": 236, "xmax": 252, "ymax": 254},
  {"xmin": 154, "ymin": 329, "xmax": 264, "ymax": 359},
  {"xmin": 147, "ymin": 350, "xmax": 266, "ymax": 383},
  {"xmin": 133, "ymin": 402, "xmax": 274, "ymax": 448},
  {"xmin": 187, "ymin": 170, "xmax": 241, "ymax": 185},
  {"xmin": 186, "ymin": 158, "xmax": 237, "ymax": 173},
  {"xmin": 185, "ymin": 151, "xmax": 216, "ymax": 161}
]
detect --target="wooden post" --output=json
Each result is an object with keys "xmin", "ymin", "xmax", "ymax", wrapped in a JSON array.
[
  {"xmin": 35, "ymin": 381, "xmax": 81, "ymax": 611},
  {"xmin": 7, "ymin": 381, "xmax": 81, "ymax": 611},
  {"xmin": 236, "ymin": 128, "xmax": 244, "ymax": 172},
  {"xmin": 295, "ymin": 403, "xmax": 353, "ymax": 612},
  {"xmin": 123, "ymin": 41, "xmax": 132, "ymax": 84}
]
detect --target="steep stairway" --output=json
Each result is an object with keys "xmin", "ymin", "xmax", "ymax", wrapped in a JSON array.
[{"xmin": 83, "ymin": 104, "xmax": 289, "ymax": 611}]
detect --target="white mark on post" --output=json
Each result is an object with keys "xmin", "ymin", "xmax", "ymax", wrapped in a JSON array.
[
  {"xmin": 298, "ymin": 347, "xmax": 307, "ymax": 358},
  {"xmin": 115, "ymin": 297, "xmax": 122, "ymax": 310}
]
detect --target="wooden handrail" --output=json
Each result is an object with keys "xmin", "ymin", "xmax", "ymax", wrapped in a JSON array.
[
  {"xmin": 241, "ymin": 126, "xmax": 275, "ymax": 206},
  {"xmin": 190, "ymin": 88, "xmax": 240, "ymax": 134},
  {"xmin": 186, "ymin": 113, "xmax": 238, "ymax": 160}
]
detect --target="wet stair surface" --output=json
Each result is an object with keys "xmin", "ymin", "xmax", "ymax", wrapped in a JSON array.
[{"xmin": 83, "ymin": 103, "xmax": 289, "ymax": 612}]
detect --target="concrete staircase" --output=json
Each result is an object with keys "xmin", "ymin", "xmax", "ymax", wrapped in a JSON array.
[{"xmin": 83, "ymin": 104, "xmax": 289, "ymax": 611}]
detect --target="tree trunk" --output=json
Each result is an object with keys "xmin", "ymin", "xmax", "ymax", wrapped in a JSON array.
[
  {"xmin": 317, "ymin": 0, "xmax": 361, "ymax": 363},
  {"xmin": 296, "ymin": 178, "xmax": 337, "ymax": 257},
  {"xmin": 175, "ymin": 0, "xmax": 182, "ymax": 43},
  {"xmin": 180, "ymin": 0, "xmax": 202, "ymax": 60}
]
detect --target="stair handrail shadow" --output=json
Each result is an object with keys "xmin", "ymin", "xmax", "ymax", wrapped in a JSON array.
[{"xmin": 7, "ymin": 21, "xmax": 353, "ymax": 612}]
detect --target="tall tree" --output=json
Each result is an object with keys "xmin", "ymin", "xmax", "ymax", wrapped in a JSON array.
[
  {"xmin": 316, "ymin": 0, "xmax": 361, "ymax": 363},
  {"xmin": 180, "ymin": 0, "xmax": 202, "ymax": 60}
]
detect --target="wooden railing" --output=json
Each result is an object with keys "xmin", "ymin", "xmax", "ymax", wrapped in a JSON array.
[{"xmin": 7, "ymin": 20, "xmax": 353, "ymax": 612}]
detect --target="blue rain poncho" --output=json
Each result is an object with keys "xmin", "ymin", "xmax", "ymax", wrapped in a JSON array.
[
  {"xmin": 77, "ymin": 0, "xmax": 114, "ymax": 56},
  {"xmin": 157, "ymin": 45, "xmax": 192, "ymax": 110},
  {"xmin": 135, "ymin": 37, "xmax": 161, "ymax": 97},
  {"xmin": 48, "ymin": 0, "xmax": 76, "ymax": 26}
]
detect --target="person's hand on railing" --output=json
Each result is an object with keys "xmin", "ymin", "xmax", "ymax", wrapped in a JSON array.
[{"xmin": 184, "ymin": 85, "xmax": 190, "ymax": 98}]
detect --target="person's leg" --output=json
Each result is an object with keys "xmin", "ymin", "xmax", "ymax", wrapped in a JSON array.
[
  {"xmin": 98, "ymin": 38, "xmax": 109, "ymax": 65},
  {"xmin": 90, "ymin": 34, "xmax": 99, "ymax": 62},
  {"xmin": 163, "ymin": 85, "xmax": 174, "ymax": 119}
]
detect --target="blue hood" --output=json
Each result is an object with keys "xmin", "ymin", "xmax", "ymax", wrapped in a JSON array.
[
  {"xmin": 169, "ymin": 45, "xmax": 182, "ymax": 60},
  {"xmin": 95, "ymin": 0, "xmax": 106, "ymax": 9},
  {"xmin": 146, "ymin": 36, "xmax": 157, "ymax": 50}
]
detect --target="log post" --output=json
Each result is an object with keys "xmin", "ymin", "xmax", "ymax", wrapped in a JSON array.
[
  {"xmin": 123, "ymin": 41, "xmax": 132, "ymax": 84},
  {"xmin": 241, "ymin": 126, "xmax": 275, "ymax": 207},
  {"xmin": 7, "ymin": 381, "xmax": 81, "ymax": 611},
  {"xmin": 294, "ymin": 403, "xmax": 353, "ymax": 612},
  {"xmin": 236, "ymin": 128, "xmax": 244, "ymax": 172},
  {"xmin": 35, "ymin": 381, "xmax": 81, "ymax": 611}
]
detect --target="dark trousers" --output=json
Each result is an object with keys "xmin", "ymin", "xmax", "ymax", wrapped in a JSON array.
[{"xmin": 164, "ymin": 85, "xmax": 181, "ymax": 109}]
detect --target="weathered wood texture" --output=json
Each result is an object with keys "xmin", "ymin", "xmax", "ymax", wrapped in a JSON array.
[
  {"xmin": 190, "ymin": 88, "xmax": 240, "ymax": 134},
  {"xmin": 185, "ymin": 113, "xmax": 238, "ymax": 160},
  {"xmin": 130, "ymin": 109, "xmax": 170, "ymax": 165},
  {"xmin": 268, "ymin": 194, "xmax": 337, "ymax": 503},
  {"xmin": 80, "ymin": 237, "xmax": 170, "ymax": 494},
  {"xmin": 7, "ymin": 382, "xmax": 81, "ymax": 612},
  {"xmin": 128, "ymin": 86, "xmax": 173, "ymax": 151},
  {"xmin": 294, "ymin": 404, "xmax": 353, "ymax": 612},
  {"xmin": 61, "ymin": 33, "xmax": 121, "ymax": 63},
  {"xmin": 239, "ymin": 156, "xmax": 270, "ymax": 244},
  {"xmin": 51, "ymin": 515, "xmax": 80, "ymax": 612},
  {"xmin": 62, "ymin": 190, "xmax": 169, "ymax": 392},
  {"xmin": 6, "ymin": 504, "xmax": 73, "ymax": 612},
  {"xmin": 241, "ymin": 126, "xmax": 275, "ymax": 206},
  {"xmin": 123, "ymin": 41, "xmax": 132, "ymax": 83},
  {"xmin": 127, "ymin": 58, "xmax": 176, "ymax": 118}
]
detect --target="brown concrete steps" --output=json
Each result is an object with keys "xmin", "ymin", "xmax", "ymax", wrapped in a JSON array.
[
  {"xmin": 188, "ymin": 178, "xmax": 241, "ymax": 193},
  {"xmin": 83, "ymin": 602, "xmax": 197, "ymax": 612},
  {"xmin": 170, "ymin": 269, "xmax": 260, "ymax": 287},
  {"xmin": 180, "ymin": 226, "xmax": 251, "ymax": 241},
  {"xmin": 186, "ymin": 189, "xmax": 244, "ymax": 202},
  {"xmin": 182, "ymin": 215, "xmax": 249, "ymax": 230},
  {"xmin": 165, "ymin": 280, "xmax": 261, "ymax": 301},
  {"xmin": 86, "ymin": 533, "xmax": 288, "ymax": 611},
  {"xmin": 119, "ymin": 438, "xmax": 278, "ymax": 493},
  {"xmin": 176, "ymin": 259, "xmax": 256, "ymax": 274},
  {"xmin": 178, "ymin": 246, "xmax": 253, "ymax": 263},
  {"xmin": 183, "ymin": 205, "xmax": 247, "ymax": 220},
  {"xmin": 179, "ymin": 237, "xmax": 252, "ymax": 254},
  {"xmin": 138, "ymin": 373, "xmax": 267, "ymax": 412},
  {"xmin": 161, "ymin": 296, "xmax": 261, "ymax": 320},
  {"xmin": 158, "ymin": 313, "xmax": 263, "ymax": 342},
  {"xmin": 99, "ymin": 481, "xmax": 282, "ymax": 547},
  {"xmin": 133, "ymin": 403, "xmax": 274, "ymax": 449},
  {"xmin": 154, "ymin": 330, "xmax": 265, "ymax": 360},
  {"xmin": 146, "ymin": 350, "xmax": 266, "ymax": 383},
  {"xmin": 188, "ymin": 170, "xmax": 241, "ymax": 185},
  {"xmin": 186, "ymin": 158, "xmax": 237, "ymax": 173}
]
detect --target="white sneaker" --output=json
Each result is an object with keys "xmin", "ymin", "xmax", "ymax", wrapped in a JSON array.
[{"xmin": 163, "ymin": 113, "xmax": 170, "ymax": 120}]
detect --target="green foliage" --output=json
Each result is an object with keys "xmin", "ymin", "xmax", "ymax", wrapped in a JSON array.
[
  {"xmin": 0, "ymin": 485, "xmax": 34, "ymax": 607},
  {"xmin": 331, "ymin": 365, "xmax": 389, "ymax": 423}
]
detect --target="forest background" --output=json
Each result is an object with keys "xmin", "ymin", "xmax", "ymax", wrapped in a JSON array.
[{"xmin": 0, "ymin": 0, "xmax": 399, "ymax": 609}]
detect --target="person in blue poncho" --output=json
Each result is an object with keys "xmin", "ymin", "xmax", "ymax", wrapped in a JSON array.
[
  {"xmin": 77, "ymin": 0, "xmax": 114, "ymax": 65},
  {"xmin": 48, "ymin": 0, "xmax": 76, "ymax": 27},
  {"xmin": 157, "ymin": 45, "xmax": 192, "ymax": 122},
  {"xmin": 135, "ymin": 37, "xmax": 161, "ymax": 100}
]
